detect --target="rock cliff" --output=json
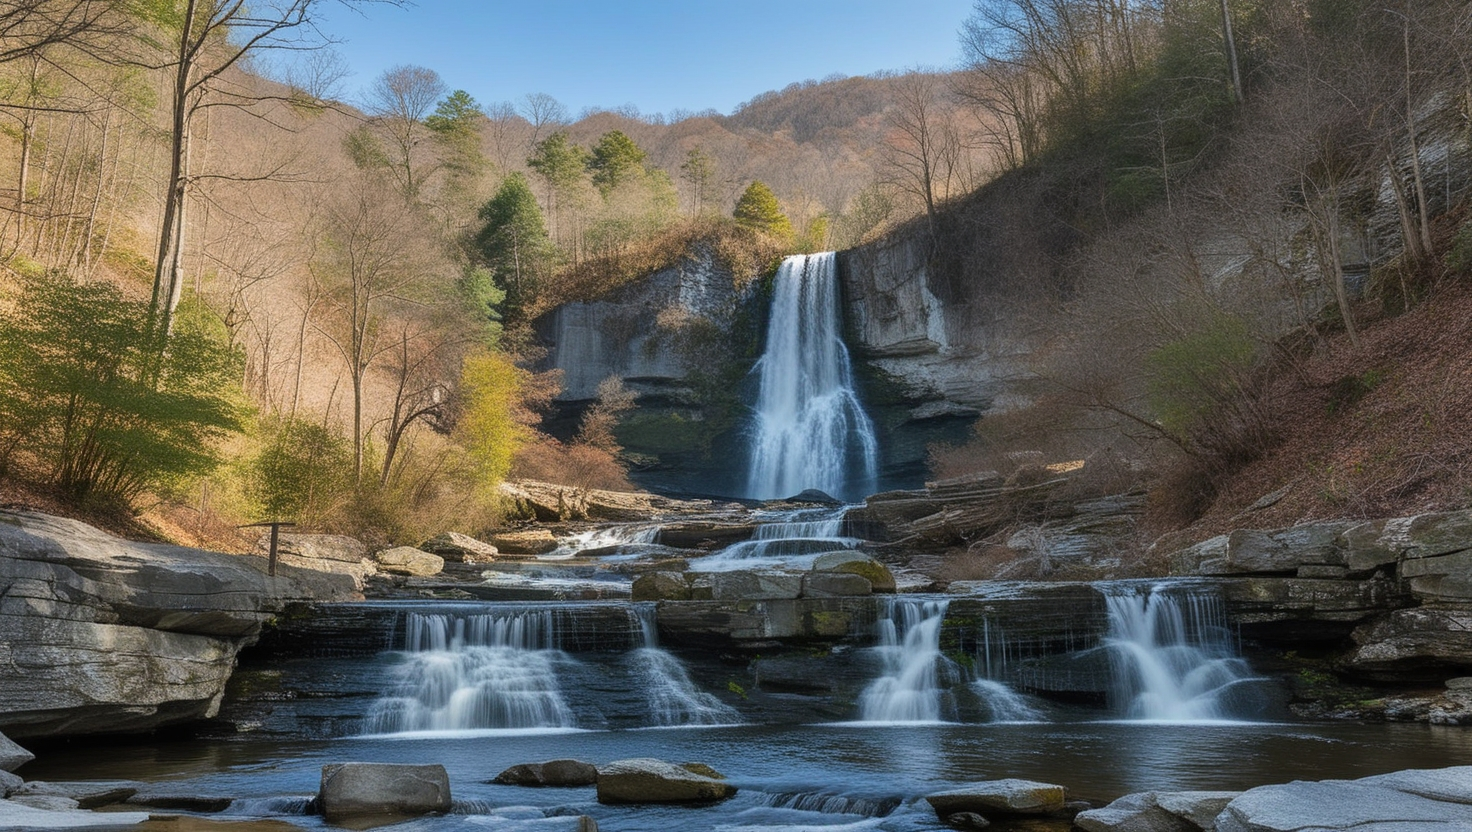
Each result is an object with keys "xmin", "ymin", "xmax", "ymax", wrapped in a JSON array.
[{"xmin": 0, "ymin": 510, "xmax": 359, "ymax": 738}]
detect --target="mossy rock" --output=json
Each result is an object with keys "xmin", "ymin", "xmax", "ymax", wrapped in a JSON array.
[{"xmin": 811, "ymin": 552, "xmax": 896, "ymax": 593}]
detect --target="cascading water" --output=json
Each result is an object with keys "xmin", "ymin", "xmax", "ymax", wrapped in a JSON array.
[
  {"xmin": 1102, "ymin": 583, "xmax": 1262, "ymax": 721},
  {"xmin": 629, "ymin": 606, "xmax": 741, "ymax": 726},
  {"xmin": 858, "ymin": 599, "xmax": 958, "ymax": 723},
  {"xmin": 364, "ymin": 610, "xmax": 577, "ymax": 734},
  {"xmin": 745, "ymin": 252, "xmax": 879, "ymax": 503},
  {"xmin": 688, "ymin": 506, "xmax": 863, "ymax": 572}
]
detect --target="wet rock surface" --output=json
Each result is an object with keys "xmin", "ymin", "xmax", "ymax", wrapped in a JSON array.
[
  {"xmin": 925, "ymin": 778, "xmax": 1069, "ymax": 818},
  {"xmin": 595, "ymin": 758, "xmax": 737, "ymax": 804},
  {"xmin": 318, "ymin": 762, "xmax": 452, "ymax": 821},
  {"xmin": 493, "ymin": 759, "xmax": 599, "ymax": 787}
]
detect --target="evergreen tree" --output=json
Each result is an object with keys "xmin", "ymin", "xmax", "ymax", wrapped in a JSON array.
[
  {"xmin": 588, "ymin": 129, "xmax": 647, "ymax": 195},
  {"xmin": 475, "ymin": 172, "xmax": 553, "ymax": 319},
  {"xmin": 733, "ymin": 180, "xmax": 793, "ymax": 237},
  {"xmin": 526, "ymin": 131, "xmax": 588, "ymax": 233}
]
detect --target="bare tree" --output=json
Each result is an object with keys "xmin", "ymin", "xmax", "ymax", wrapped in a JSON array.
[
  {"xmin": 364, "ymin": 64, "xmax": 445, "ymax": 199},
  {"xmin": 882, "ymin": 71, "xmax": 962, "ymax": 224},
  {"xmin": 520, "ymin": 91, "xmax": 566, "ymax": 146},
  {"xmin": 0, "ymin": 0, "xmax": 118, "ymax": 67}
]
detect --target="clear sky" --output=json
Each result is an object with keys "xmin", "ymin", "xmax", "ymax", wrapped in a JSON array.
[{"xmin": 311, "ymin": 0, "xmax": 976, "ymax": 118}]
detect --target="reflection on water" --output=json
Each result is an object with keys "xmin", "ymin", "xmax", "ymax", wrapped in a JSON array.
[{"xmin": 22, "ymin": 722, "xmax": 1472, "ymax": 831}]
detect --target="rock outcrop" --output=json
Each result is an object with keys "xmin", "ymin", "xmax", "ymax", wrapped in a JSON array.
[
  {"xmin": 0, "ymin": 510, "xmax": 359, "ymax": 738},
  {"xmin": 1216, "ymin": 766, "xmax": 1472, "ymax": 832},
  {"xmin": 1168, "ymin": 510, "xmax": 1472, "ymax": 682},
  {"xmin": 0, "ymin": 733, "xmax": 33, "ymax": 772}
]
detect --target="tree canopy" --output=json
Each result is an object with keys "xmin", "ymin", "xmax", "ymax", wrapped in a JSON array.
[{"xmin": 733, "ymin": 180, "xmax": 793, "ymax": 238}]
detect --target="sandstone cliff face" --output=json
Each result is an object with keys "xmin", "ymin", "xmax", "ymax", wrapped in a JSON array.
[
  {"xmin": 0, "ymin": 510, "xmax": 359, "ymax": 738},
  {"xmin": 532, "ymin": 246, "xmax": 762, "ymax": 496}
]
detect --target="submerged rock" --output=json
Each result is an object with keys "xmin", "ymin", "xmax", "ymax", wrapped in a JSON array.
[
  {"xmin": 318, "ymin": 762, "xmax": 452, "ymax": 821},
  {"xmin": 925, "ymin": 779, "xmax": 1068, "ymax": 818},
  {"xmin": 493, "ymin": 759, "xmax": 599, "ymax": 787},
  {"xmin": 595, "ymin": 758, "xmax": 737, "ymax": 804},
  {"xmin": 0, "ymin": 732, "xmax": 33, "ymax": 772}
]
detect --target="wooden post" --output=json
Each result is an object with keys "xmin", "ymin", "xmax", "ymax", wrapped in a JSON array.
[{"xmin": 239, "ymin": 521, "xmax": 297, "ymax": 577}]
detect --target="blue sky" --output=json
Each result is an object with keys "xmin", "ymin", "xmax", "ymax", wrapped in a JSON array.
[{"xmin": 312, "ymin": 1, "xmax": 976, "ymax": 118}]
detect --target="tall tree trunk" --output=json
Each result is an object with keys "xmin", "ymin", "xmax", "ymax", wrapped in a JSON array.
[
  {"xmin": 151, "ymin": 0, "xmax": 198, "ymax": 340},
  {"xmin": 1220, "ymin": 0, "xmax": 1243, "ymax": 103}
]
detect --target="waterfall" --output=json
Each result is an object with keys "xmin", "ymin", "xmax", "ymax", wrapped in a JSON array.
[
  {"xmin": 688, "ymin": 506, "xmax": 862, "ymax": 572},
  {"xmin": 363, "ymin": 610, "xmax": 576, "ymax": 734},
  {"xmin": 628, "ymin": 605, "xmax": 741, "ymax": 726},
  {"xmin": 969, "ymin": 679, "xmax": 1043, "ymax": 722},
  {"xmin": 1102, "ymin": 583, "xmax": 1261, "ymax": 721},
  {"xmin": 858, "ymin": 599, "xmax": 957, "ymax": 723},
  {"xmin": 745, "ymin": 252, "xmax": 879, "ymax": 503}
]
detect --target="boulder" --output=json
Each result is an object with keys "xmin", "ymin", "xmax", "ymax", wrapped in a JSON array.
[
  {"xmin": 944, "ymin": 811, "xmax": 992, "ymax": 829},
  {"xmin": 0, "ymin": 797, "xmax": 149, "ymax": 828},
  {"xmin": 1342, "ymin": 511, "xmax": 1472, "ymax": 572},
  {"xmin": 632, "ymin": 572, "xmax": 693, "ymax": 602},
  {"xmin": 1169, "ymin": 523, "xmax": 1351, "ymax": 576},
  {"xmin": 0, "ymin": 771, "xmax": 20, "ymax": 798},
  {"xmin": 801, "ymin": 572, "xmax": 872, "ymax": 598},
  {"xmin": 1216, "ymin": 776, "xmax": 1472, "ymax": 832},
  {"xmin": 811, "ymin": 552, "xmax": 896, "ymax": 593},
  {"xmin": 0, "ymin": 510, "xmax": 357, "ymax": 739},
  {"xmin": 710, "ymin": 570, "xmax": 803, "ymax": 601},
  {"xmin": 265, "ymin": 533, "xmax": 377, "ymax": 588},
  {"xmin": 420, "ymin": 532, "xmax": 498, "ymax": 563},
  {"xmin": 1347, "ymin": 607, "xmax": 1472, "ymax": 679},
  {"xmin": 655, "ymin": 598, "xmax": 871, "ymax": 647},
  {"xmin": 1154, "ymin": 791, "xmax": 1241, "ymax": 828},
  {"xmin": 1074, "ymin": 792, "xmax": 1205, "ymax": 832},
  {"xmin": 318, "ymin": 762, "xmax": 452, "ymax": 821},
  {"xmin": 493, "ymin": 759, "xmax": 599, "ymax": 787},
  {"xmin": 595, "ymin": 758, "xmax": 737, "ymax": 804},
  {"xmin": 487, "ymin": 529, "xmax": 560, "ymax": 556},
  {"xmin": 925, "ymin": 779, "xmax": 1068, "ymax": 818},
  {"xmin": 374, "ymin": 546, "xmax": 445, "ymax": 577},
  {"xmin": 0, "ymin": 732, "xmax": 33, "ymax": 772},
  {"xmin": 9, "ymin": 795, "xmax": 80, "ymax": 811}
]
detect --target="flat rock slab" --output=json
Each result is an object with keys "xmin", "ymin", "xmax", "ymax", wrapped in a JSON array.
[
  {"xmin": 319, "ymin": 762, "xmax": 451, "ymax": 821},
  {"xmin": 374, "ymin": 546, "xmax": 444, "ymax": 577},
  {"xmin": 1356, "ymin": 767, "xmax": 1472, "ymax": 806},
  {"xmin": 0, "ymin": 798, "xmax": 150, "ymax": 828},
  {"xmin": 1217, "ymin": 778, "xmax": 1472, "ymax": 832},
  {"xmin": 1075, "ymin": 792, "xmax": 1210, "ymax": 832},
  {"xmin": 420, "ymin": 531, "xmax": 498, "ymax": 563},
  {"xmin": 926, "ymin": 779, "xmax": 1068, "ymax": 818},
  {"xmin": 595, "ymin": 758, "xmax": 736, "ymax": 804}
]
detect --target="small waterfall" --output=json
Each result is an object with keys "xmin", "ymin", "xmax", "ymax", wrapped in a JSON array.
[
  {"xmin": 544, "ymin": 524, "xmax": 661, "ymax": 560},
  {"xmin": 970, "ymin": 679, "xmax": 1043, "ymax": 722},
  {"xmin": 1102, "ymin": 583, "xmax": 1260, "ymax": 721},
  {"xmin": 757, "ymin": 791, "xmax": 902, "ymax": 817},
  {"xmin": 745, "ymin": 252, "xmax": 879, "ymax": 503},
  {"xmin": 858, "ymin": 599, "xmax": 957, "ymax": 723},
  {"xmin": 689, "ymin": 506, "xmax": 862, "ymax": 572},
  {"xmin": 629, "ymin": 605, "xmax": 741, "ymax": 726},
  {"xmin": 364, "ymin": 610, "xmax": 576, "ymax": 733}
]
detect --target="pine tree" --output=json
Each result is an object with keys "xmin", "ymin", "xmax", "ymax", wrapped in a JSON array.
[
  {"xmin": 475, "ymin": 172, "xmax": 554, "ymax": 318},
  {"xmin": 733, "ymin": 181, "xmax": 793, "ymax": 238},
  {"xmin": 588, "ymin": 130, "xmax": 647, "ymax": 195}
]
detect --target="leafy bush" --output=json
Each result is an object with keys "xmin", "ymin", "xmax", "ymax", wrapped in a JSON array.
[
  {"xmin": 249, "ymin": 417, "xmax": 353, "ymax": 526},
  {"xmin": 0, "ymin": 272, "xmax": 246, "ymax": 509}
]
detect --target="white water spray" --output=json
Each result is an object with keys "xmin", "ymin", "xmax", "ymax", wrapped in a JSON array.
[
  {"xmin": 364, "ymin": 610, "xmax": 576, "ymax": 733},
  {"xmin": 746, "ymin": 253, "xmax": 879, "ymax": 502},
  {"xmin": 1102, "ymin": 584, "xmax": 1260, "ymax": 721},
  {"xmin": 858, "ymin": 599, "xmax": 956, "ymax": 722},
  {"xmin": 629, "ymin": 606, "xmax": 741, "ymax": 726}
]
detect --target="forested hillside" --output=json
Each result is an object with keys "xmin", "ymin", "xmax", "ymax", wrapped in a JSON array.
[{"xmin": 0, "ymin": 0, "xmax": 986, "ymax": 547}]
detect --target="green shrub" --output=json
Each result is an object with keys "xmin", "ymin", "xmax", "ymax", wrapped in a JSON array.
[
  {"xmin": 1146, "ymin": 315, "xmax": 1259, "ymax": 439},
  {"xmin": 0, "ymin": 271, "xmax": 246, "ymax": 509},
  {"xmin": 249, "ymin": 417, "xmax": 352, "ymax": 525}
]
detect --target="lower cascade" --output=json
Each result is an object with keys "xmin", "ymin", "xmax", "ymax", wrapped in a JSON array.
[
  {"xmin": 630, "ymin": 605, "xmax": 740, "ymax": 726},
  {"xmin": 363, "ymin": 605, "xmax": 737, "ymax": 733},
  {"xmin": 745, "ymin": 252, "xmax": 879, "ymax": 502},
  {"xmin": 364, "ymin": 610, "xmax": 576, "ymax": 733},
  {"xmin": 1102, "ymin": 583, "xmax": 1263, "ymax": 720},
  {"xmin": 689, "ymin": 505, "xmax": 863, "ymax": 572},
  {"xmin": 858, "ymin": 598, "xmax": 957, "ymax": 722}
]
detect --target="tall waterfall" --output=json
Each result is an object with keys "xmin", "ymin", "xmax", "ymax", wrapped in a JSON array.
[
  {"xmin": 746, "ymin": 252, "xmax": 879, "ymax": 503},
  {"xmin": 1102, "ymin": 584, "xmax": 1261, "ymax": 721},
  {"xmin": 858, "ymin": 599, "xmax": 957, "ymax": 723}
]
